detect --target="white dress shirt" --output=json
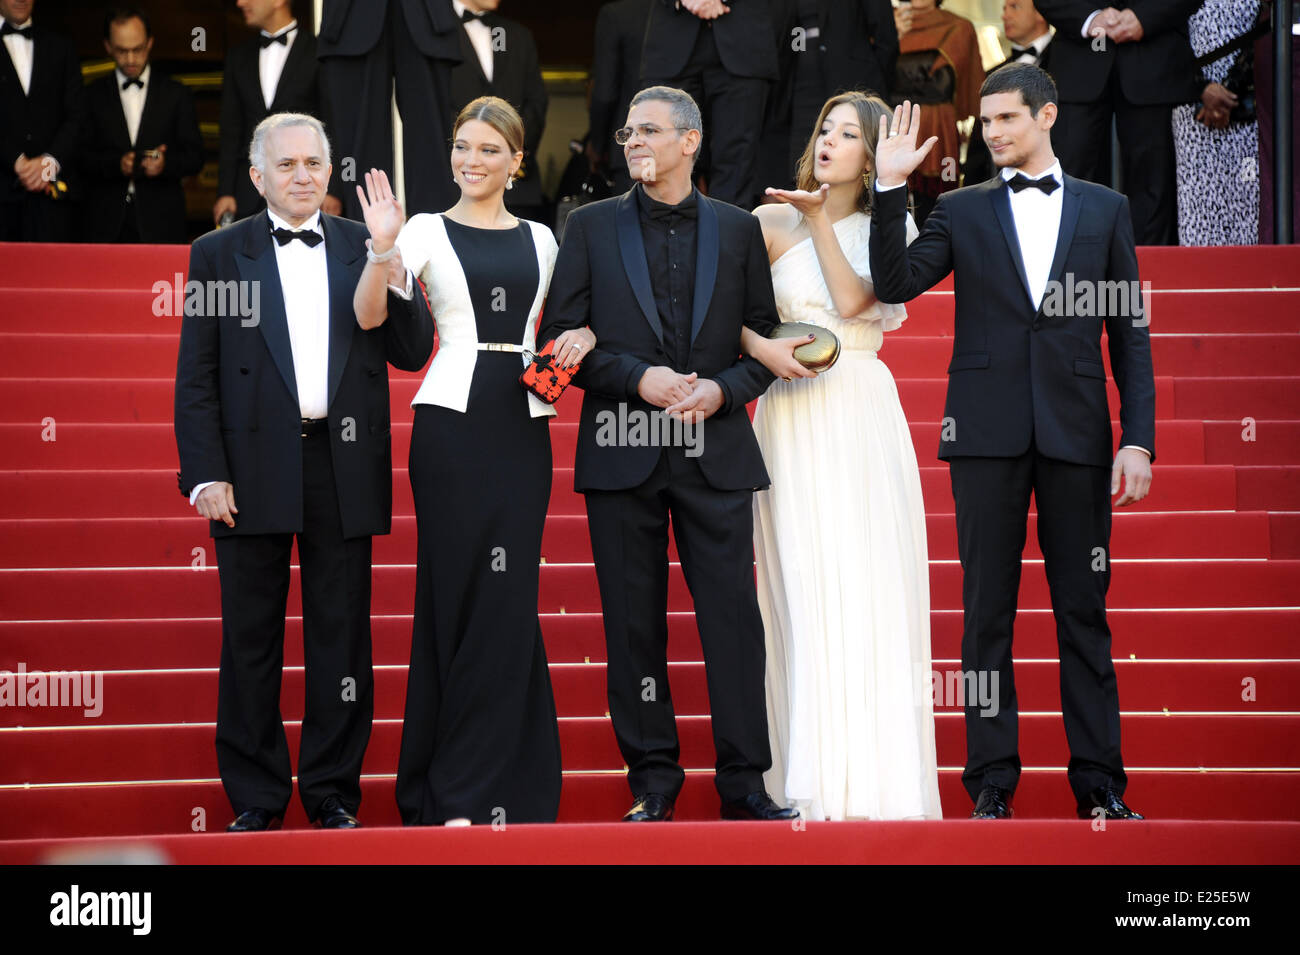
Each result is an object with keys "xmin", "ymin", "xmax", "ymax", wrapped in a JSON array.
[
  {"xmin": 258, "ymin": 20, "xmax": 297, "ymax": 110},
  {"xmin": 2, "ymin": 17, "xmax": 33, "ymax": 95},
  {"xmin": 118, "ymin": 65, "xmax": 148, "ymax": 196},
  {"xmin": 453, "ymin": 1, "xmax": 494, "ymax": 82},
  {"xmin": 190, "ymin": 208, "xmax": 332, "ymax": 505},
  {"xmin": 1001, "ymin": 160, "xmax": 1064, "ymax": 311}
]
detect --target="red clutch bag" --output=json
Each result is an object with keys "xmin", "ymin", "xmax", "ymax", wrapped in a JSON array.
[{"xmin": 520, "ymin": 339, "xmax": 581, "ymax": 404}]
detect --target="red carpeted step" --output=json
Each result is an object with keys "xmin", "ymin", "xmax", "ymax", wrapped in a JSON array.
[
  {"xmin": 5, "ymin": 606, "xmax": 1295, "ymax": 670},
  {"xmin": 1236, "ymin": 466, "xmax": 1300, "ymax": 509},
  {"xmin": 7, "ymin": 709, "xmax": 1298, "ymax": 787},
  {"xmin": 2, "ymin": 559, "xmax": 1296, "ymax": 623},
  {"xmin": 0, "ymin": 769, "xmax": 1297, "ymax": 842},
  {"xmin": 0, "ymin": 242, "xmax": 189, "ymax": 289},
  {"xmin": 1137, "ymin": 244, "xmax": 1300, "ymax": 289},
  {"xmin": 0, "ymin": 418, "xmax": 1213, "ymax": 470},
  {"xmin": 0, "ymin": 509, "xmax": 1275, "ymax": 570},
  {"xmin": 1269, "ymin": 513, "xmax": 1300, "ymax": 558},
  {"xmin": 1174, "ymin": 377, "xmax": 1300, "ymax": 420},
  {"xmin": 2, "ymin": 659, "xmax": 1295, "ymax": 729},
  {"xmin": 1203, "ymin": 421, "xmax": 1300, "ymax": 465}
]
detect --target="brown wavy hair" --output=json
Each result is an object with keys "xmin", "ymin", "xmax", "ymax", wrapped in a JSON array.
[
  {"xmin": 452, "ymin": 95, "xmax": 525, "ymax": 157},
  {"xmin": 794, "ymin": 91, "xmax": 892, "ymax": 214}
]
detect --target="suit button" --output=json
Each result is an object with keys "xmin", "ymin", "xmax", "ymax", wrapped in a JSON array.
[{"xmin": 239, "ymin": 366, "xmax": 249, "ymax": 374}]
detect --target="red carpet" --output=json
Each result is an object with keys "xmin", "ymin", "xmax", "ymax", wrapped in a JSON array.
[{"xmin": 1, "ymin": 240, "xmax": 1298, "ymax": 864}]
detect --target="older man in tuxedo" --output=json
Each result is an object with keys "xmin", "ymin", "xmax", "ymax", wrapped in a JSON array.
[
  {"xmin": 869, "ymin": 65, "xmax": 1154, "ymax": 821},
  {"xmin": 83, "ymin": 6, "xmax": 203, "ymax": 243},
  {"xmin": 175, "ymin": 112, "xmax": 433, "ymax": 831},
  {"xmin": 0, "ymin": 0, "xmax": 82, "ymax": 241}
]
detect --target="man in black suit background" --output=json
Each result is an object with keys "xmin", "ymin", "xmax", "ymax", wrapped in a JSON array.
[
  {"xmin": 214, "ymin": 0, "xmax": 340, "ymax": 226},
  {"xmin": 83, "ymin": 6, "xmax": 203, "ymax": 243},
  {"xmin": 175, "ymin": 112, "xmax": 433, "ymax": 831},
  {"xmin": 589, "ymin": 0, "xmax": 652, "ymax": 195},
  {"xmin": 963, "ymin": 0, "xmax": 1057, "ymax": 185},
  {"xmin": 449, "ymin": 1, "xmax": 548, "ymax": 220},
  {"xmin": 316, "ymin": 0, "xmax": 462, "ymax": 220},
  {"xmin": 641, "ymin": 0, "xmax": 779, "ymax": 208},
  {"xmin": 540, "ymin": 86, "xmax": 797, "ymax": 824},
  {"xmin": 1034, "ymin": 0, "xmax": 1200, "ymax": 245},
  {"xmin": 0, "ymin": 0, "xmax": 82, "ymax": 241},
  {"xmin": 869, "ymin": 66, "xmax": 1154, "ymax": 821}
]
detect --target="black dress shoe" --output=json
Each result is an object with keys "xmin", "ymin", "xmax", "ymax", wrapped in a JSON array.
[
  {"xmin": 226, "ymin": 808, "xmax": 283, "ymax": 832},
  {"xmin": 623, "ymin": 793, "xmax": 675, "ymax": 822},
  {"xmin": 317, "ymin": 795, "xmax": 360, "ymax": 829},
  {"xmin": 971, "ymin": 786, "xmax": 1013, "ymax": 819},
  {"xmin": 720, "ymin": 791, "xmax": 800, "ymax": 821},
  {"xmin": 1078, "ymin": 786, "xmax": 1144, "ymax": 820}
]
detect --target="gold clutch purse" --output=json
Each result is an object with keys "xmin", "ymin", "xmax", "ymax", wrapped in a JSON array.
[{"xmin": 768, "ymin": 321, "xmax": 841, "ymax": 372}]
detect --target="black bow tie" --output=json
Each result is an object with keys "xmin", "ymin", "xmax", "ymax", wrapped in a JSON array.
[
  {"xmin": 259, "ymin": 27, "xmax": 295, "ymax": 48},
  {"xmin": 121, "ymin": 77, "xmax": 143, "ymax": 90},
  {"xmin": 460, "ymin": 8, "xmax": 486, "ymax": 22},
  {"xmin": 1, "ymin": 21, "xmax": 33, "ymax": 39},
  {"xmin": 1009, "ymin": 45, "xmax": 1037, "ymax": 59},
  {"xmin": 646, "ymin": 199, "xmax": 697, "ymax": 221},
  {"xmin": 271, "ymin": 226, "xmax": 322, "ymax": 247},
  {"xmin": 1007, "ymin": 172, "xmax": 1060, "ymax": 196}
]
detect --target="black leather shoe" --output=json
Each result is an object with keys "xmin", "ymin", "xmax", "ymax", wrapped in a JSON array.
[
  {"xmin": 622, "ymin": 793, "xmax": 675, "ymax": 821},
  {"xmin": 226, "ymin": 808, "xmax": 283, "ymax": 832},
  {"xmin": 1078, "ymin": 786, "xmax": 1144, "ymax": 820},
  {"xmin": 720, "ymin": 791, "xmax": 800, "ymax": 821},
  {"xmin": 317, "ymin": 794, "xmax": 360, "ymax": 829},
  {"xmin": 971, "ymin": 786, "xmax": 1013, "ymax": 819}
]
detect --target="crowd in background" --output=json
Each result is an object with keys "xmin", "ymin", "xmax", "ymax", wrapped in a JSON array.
[{"xmin": 1, "ymin": 0, "xmax": 1295, "ymax": 247}]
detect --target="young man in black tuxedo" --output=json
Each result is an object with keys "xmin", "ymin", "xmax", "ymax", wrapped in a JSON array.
[
  {"xmin": 175, "ymin": 113, "xmax": 433, "ymax": 831},
  {"xmin": 83, "ymin": 7, "xmax": 203, "ymax": 244},
  {"xmin": 869, "ymin": 65, "xmax": 1154, "ymax": 821},
  {"xmin": 0, "ymin": 0, "xmax": 82, "ymax": 241},
  {"xmin": 963, "ymin": 0, "xmax": 1058, "ymax": 185},
  {"xmin": 316, "ymin": 0, "xmax": 463, "ymax": 220},
  {"xmin": 214, "ymin": 0, "xmax": 340, "ymax": 226},
  {"xmin": 448, "ymin": 1, "xmax": 548, "ymax": 220},
  {"xmin": 540, "ymin": 86, "xmax": 796, "ymax": 823},
  {"xmin": 641, "ymin": 0, "xmax": 779, "ymax": 209},
  {"xmin": 1034, "ymin": 0, "xmax": 1200, "ymax": 245}
]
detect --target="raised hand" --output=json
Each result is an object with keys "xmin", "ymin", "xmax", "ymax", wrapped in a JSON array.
[
  {"xmin": 874, "ymin": 101, "xmax": 939, "ymax": 189},
  {"xmin": 356, "ymin": 168, "xmax": 405, "ymax": 251},
  {"xmin": 764, "ymin": 183, "xmax": 830, "ymax": 221}
]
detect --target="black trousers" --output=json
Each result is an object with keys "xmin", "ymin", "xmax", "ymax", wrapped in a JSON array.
[
  {"xmin": 0, "ymin": 193, "xmax": 72, "ymax": 241},
  {"xmin": 644, "ymin": 26, "xmax": 769, "ymax": 209},
  {"xmin": 1054, "ymin": 72, "xmax": 1178, "ymax": 245},
  {"xmin": 949, "ymin": 441, "xmax": 1126, "ymax": 806},
  {"xmin": 584, "ymin": 447, "xmax": 771, "ymax": 803},
  {"xmin": 318, "ymin": 1, "xmax": 459, "ymax": 220},
  {"xmin": 213, "ymin": 428, "xmax": 374, "ymax": 821}
]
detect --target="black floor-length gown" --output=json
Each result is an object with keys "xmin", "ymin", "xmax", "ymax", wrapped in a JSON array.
[{"xmin": 395, "ymin": 216, "xmax": 562, "ymax": 825}]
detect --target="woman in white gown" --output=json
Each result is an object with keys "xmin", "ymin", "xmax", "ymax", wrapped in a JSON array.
[{"xmin": 741, "ymin": 91, "xmax": 942, "ymax": 821}]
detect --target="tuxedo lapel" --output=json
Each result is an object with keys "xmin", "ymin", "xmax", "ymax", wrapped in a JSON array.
[
  {"xmin": 135, "ymin": 78, "xmax": 163, "ymax": 148},
  {"xmin": 271, "ymin": 32, "xmax": 309, "ymax": 110},
  {"xmin": 616, "ymin": 190, "xmax": 664, "ymax": 342},
  {"xmin": 107, "ymin": 81, "xmax": 132, "ymax": 149},
  {"xmin": 987, "ymin": 178, "xmax": 1034, "ymax": 310},
  {"xmin": 321, "ymin": 214, "xmax": 359, "ymax": 410},
  {"xmin": 690, "ymin": 194, "xmax": 718, "ymax": 346},
  {"xmin": 236, "ymin": 214, "xmax": 297, "ymax": 402},
  {"xmin": 1041, "ymin": 175, "xmax": 1083, "ymax": 311}
]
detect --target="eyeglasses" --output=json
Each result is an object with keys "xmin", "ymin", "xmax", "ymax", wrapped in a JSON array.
[{"xmin": 614, "ymin": 124, "xmax": 692, "ymax": 145}]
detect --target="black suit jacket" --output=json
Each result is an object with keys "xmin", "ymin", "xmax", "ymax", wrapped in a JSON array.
[
  {"xmin": 317, "ymin": 0, "xmax": 462, "ymax": 59},
  {"xmin": 449, "ymin": 13, "xmax": 548, "ymax": 207},
  {"xmin": 1034, "ymin": 0, "xmax": 1201, "ymax": 105},
  {"xmin": 174, "ymin": 212, "xmax": 435, "ymax": 539},
  {"xmin": 0, "ymin": 22, "xmax": 83, "ymax": 201},
  {"xmin": 770, "ymin": 0, "xmax": 898, "ymax": 104},
  {"xmin": 589, "ymin": 0, "xmax": 652, "ymax": 179},
  {"xmin": 218, "ymin": 29, "xmax": 324, "ymax": 218},
  {"xmin": 962, "ymin": 40, "xmax": 1057, "ymax": 185},
  {"xmin": 540, "ymin": 188, "xmax": 779, "ymax": 492},
  {"xmin": 642, "ymin": 0, "xmax": 779, "ymax": 81},
  {"xmin": 82, "ymin": 72, "xmax": 203, "ymax": 243},
  {"xmin": 868, "ymin": 175, "xmax": 1156, "ymax": 467}
]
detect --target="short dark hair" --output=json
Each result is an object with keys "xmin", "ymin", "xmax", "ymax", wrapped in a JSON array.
[
  {"xmin": 104, "ymin": 6, "xmax": 151, "ymax": 40},
  {"xmin": 980, "ymin": 62, "xmax": 1057, "ymax": 117}
]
